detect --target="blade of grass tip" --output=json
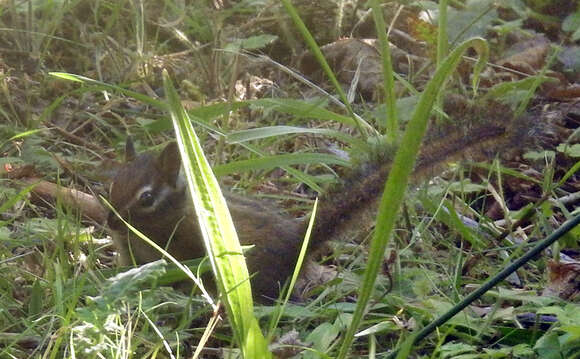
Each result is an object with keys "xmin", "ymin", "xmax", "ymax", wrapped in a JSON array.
[
  {"xmin": 370, "ymin": 0, "xmax": 398, "ymax": 140},
  {"xmin": 336, "ymin": 37, "xmax": 489, "ymax": 359},
  {"xmin": 557, "ymin": 160, "xmax": 580, "ymax": 187},
  {"xmin": 162, "ymin": 70, "xmax": 271, "ymax": 358},
  {"xmin": 435, "ymin": 0, "xmax": 448, "ymax": 123},
  {"xmin": 0, "ymin": 128, "xmax": 48, "ymax": 148},
  {"xmin": 437, "ymin": 0, "xmax": 449, "ymax": 66},
  {"xmin": 280, "ymin": 0, "xmax": 368, "ymax": 138},
  {"xmin": 267, "ymin": 199, "xmax": 318, "ymax": 341},
  {"xmin": 513, "ymin": 46, "xmax": 560, "ymax": 119},
  {"xmin": 49, "ymin": 72, "xmax": 165, "ymax": 109}
]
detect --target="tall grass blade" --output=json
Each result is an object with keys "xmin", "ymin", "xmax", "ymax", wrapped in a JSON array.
[
  {"xmin": 49, "ymin": 72, "xmax": 165, "ymax": 108},
  {"xmin": 162, "ymin": 70, "xmax": 271, "ymax": 358},
  {"xmin": 280, "ymin": 0, "xmax": 369, "ymax": 137},
  {"xmin": 370, "ymin": 0, "xmax": 398, "ymax": 139},
  {"xmin": 267, "ymin": 199, "xmax": 318, "ymax": 340},
  {"xmin": 336, "ymin": 37, "xmax": 489, "ymax": 359}
]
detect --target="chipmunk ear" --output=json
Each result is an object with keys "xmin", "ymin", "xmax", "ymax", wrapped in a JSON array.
[
  {"xmin": 125, "ymin": 137, "xmax": 137, "ymax": 162},
  {"xmin": 157, "ymin": 142, "xmax": 182, "ymax": 187},
  {"xmin": 96, "ymin": 137, "xmax": 136, "ymax": 185}
]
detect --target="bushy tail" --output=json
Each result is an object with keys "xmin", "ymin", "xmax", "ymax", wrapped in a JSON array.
[{"xmin": 308, "ymin": 99, "xmax": 549, "ymax": 246}]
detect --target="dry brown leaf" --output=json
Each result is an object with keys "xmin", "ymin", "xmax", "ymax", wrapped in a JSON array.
[
  {"xmin": 497, "ymin": 36, "xmax": 550, "ymax": 74},
  {"xmin": 543, "ymin": 260, "xmax": 580, "ymax": 301}
]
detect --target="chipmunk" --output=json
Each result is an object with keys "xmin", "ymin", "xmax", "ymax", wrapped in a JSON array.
[{"xmin": 107, "ymin": 100, "xmax": 545, "ymax": 301}]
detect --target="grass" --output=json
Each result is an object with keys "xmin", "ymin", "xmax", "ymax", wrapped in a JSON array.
[{"xmin": 1, "ymin": 0, "xmax": 579, "ymax": 358}]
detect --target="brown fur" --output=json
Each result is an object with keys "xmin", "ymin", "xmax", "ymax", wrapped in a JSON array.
[{"xmin": 107, "ymin": 103, "xmax": 544, "ymax": 301}]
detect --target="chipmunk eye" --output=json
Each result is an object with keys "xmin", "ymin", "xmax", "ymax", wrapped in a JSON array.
[{"xmin": 138, "ymin": 191, "xmax": 155, "ymax": 207}]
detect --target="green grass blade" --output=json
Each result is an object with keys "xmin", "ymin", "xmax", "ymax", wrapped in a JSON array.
[
  {"xmin": 266, "ymin": 199, "xmax": 318, "ymax": 340},
  {"xmin": 190, "ymin": 105, "xmax": 329, "ymax": 192},
  {"xmin": 370, "ymin": 0, "xmax": 398, "ymax": 139},
  {"xmin": 214, "ymin": 153, "xmax": 350, "ymax": 177},
  {"xmin": 252, "ymin": 98, "xmax": 376, "ymax": 133},
  {"xmin": 557, "ymin": 160, "xmax": 580, "ymax": 187},
  {"xmin": 227, "ymin": 125, "xmax": 368, "ymax": 151},
  {"xmin": 49, "ymin": 72, "xmax": 165, "ymax": 109},
  {"xmin": 437, "ymin": 0, "xmax": 449, "ymax": 66},
  {"xmin": 0, "ymin": 183, "xmax": 37, "ymax": 223},
  {"xmin": 280, "ymin": 0, "xmax": 368, "ymax": 137},
  {"xmin": 0, "ymin": 128, "xmax": 47, "ymax": 148},
  {"xmin": 336, "ymin": 37, "xmax": 489, "ymax": 359},
  {"xmin": 162, "ymin": 70, "xmax": 270, "ymax": 358},
  {"xmin": 436, "ymin": 0, "xmax": 449, "ymax": 124},
  {"xmin": 513, "ymin": 46, "xmax": 560, "ymax": 119}
]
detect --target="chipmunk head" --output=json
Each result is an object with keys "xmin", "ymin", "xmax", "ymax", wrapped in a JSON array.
[{"xmin": 107, "ymin": 139, "xmax": 185, "ymax": 232}]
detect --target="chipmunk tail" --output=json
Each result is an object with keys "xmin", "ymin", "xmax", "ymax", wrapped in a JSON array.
[{"xmin": 307, "ymin": 96, "xmax": 553, "ymax": 247}]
